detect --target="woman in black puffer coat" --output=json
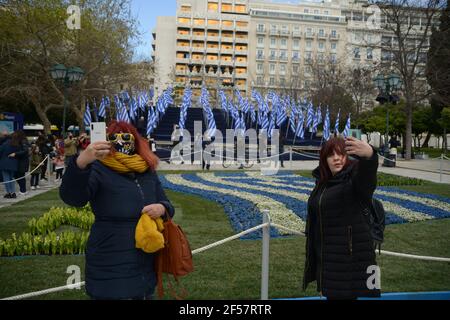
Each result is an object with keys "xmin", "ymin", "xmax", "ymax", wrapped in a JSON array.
[{"xmin": 303, "ymin": 136, "xmax": 381, "ymax": 300}]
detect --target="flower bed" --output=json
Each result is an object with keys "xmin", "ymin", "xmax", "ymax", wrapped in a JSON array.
[{"xmin": 161, "ymin": 172, "xmax": 450, "ymax": 237}]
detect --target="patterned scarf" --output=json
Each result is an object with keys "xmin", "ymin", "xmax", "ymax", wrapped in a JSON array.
[{"xmin": 100, "ymin": 152, "xmax": 149, "ymax": 174}]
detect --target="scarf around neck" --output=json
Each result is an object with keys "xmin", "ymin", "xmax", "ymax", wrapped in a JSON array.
[{"xmin": 100, "ymin": 152, "xmax": 149, "ymax": 174}]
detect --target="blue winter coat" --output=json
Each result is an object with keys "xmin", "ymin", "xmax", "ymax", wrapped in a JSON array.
[
  {"xmin": 0, "ymin": 140, "xmax": 20, "ymax": 172},
  {"xmin": 59, "ymin": 156, "xmax": 175, "ymax": 299}
]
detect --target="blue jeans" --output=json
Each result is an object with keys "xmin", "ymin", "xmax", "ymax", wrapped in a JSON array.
[{"xmin": 2, "ymin": 170, "xmax": 16, "ymax": 194}]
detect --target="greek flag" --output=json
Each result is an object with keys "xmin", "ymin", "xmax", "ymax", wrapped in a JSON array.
[
  {"xmin": 250, "ymin": 103, "xmax": 256, "ymax": 124},
  {"xmin": 295, "ymin": 112, "xmax": 305, "ymax": 139},
  {"xmin": 305, "ymin": 102, "xmax": 314, "ymax": 129},
  {"xmin": 98, "ymin": 97, "xmax": 106, "ymax": 119},
  {"xmin": 268, "ymin": 112, "xmax": 276, "ymax": 138},
  {"xmin": 206, "ymin": 110, "xmax": 217, "ymax": 138},
  {"xmin": 219, "ymin": 90, "xmax": 228, "ymax": 111},
  {"xmin": 146, "ymin": 107, "xmax": 156, "ymax": 137},
  {"xmin": 343, "ymin": 114, "xmax": 351, "ymax": 138},
  {"xmin": 311, "ymin": 107, "xmax": 320, "ymax": 133},
  {"xmin": 129, "ymin": 97, "xmax": 138, "ymax": 121},
  {"xmin": 179, "ymin": 88, "xmax": 192, "ymax": 132},
  {"xmin": 335, "ymin": 109, "xmax": 340, "ymax": 135},
  {"xmin": 84, "ymin": 101, "xmax": 92, "ymax": 127},
  {"xmin": 323, "ymin": 107, "xmax": 331, "ymax": 141},
  {"xmin": 289, "ymin": 112, "xmax": 296, "ymax": 134},
  {"xmin": 276, "ymin": 103, "xmax": 287, "ymax": 127}
]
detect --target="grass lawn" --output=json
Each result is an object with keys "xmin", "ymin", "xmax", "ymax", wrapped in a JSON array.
[{"xmin": 0, "ymin": 174, "xmax": 449, "ymax": 300}]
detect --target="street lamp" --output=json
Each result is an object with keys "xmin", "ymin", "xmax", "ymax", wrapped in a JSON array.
[
  {"xmin": 50, "ymin": 64, "xmax": 84, "ymax": 137},
  {"xmin": 372, "ymin": 72, "xmax": 402, "ymax": 166}
]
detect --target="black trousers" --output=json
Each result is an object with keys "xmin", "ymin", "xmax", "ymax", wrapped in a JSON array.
[
  {"xmin": 30, "ymin": 173, "xmax": 40, "ymax": 187},
  {"xmin": 14, "ymin": 171, "xmax": 26, "ymax": 193},
  {"xmin": 56, "ymin": 168, "xmax": 64, "ymax": 180}
]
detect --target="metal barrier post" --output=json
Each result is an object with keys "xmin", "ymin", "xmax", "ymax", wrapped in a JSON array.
[
  {"xmin": 440, "ymin": 154, "xmax": 443, "ymax": 183},
  {"xmin": 47, "ymin": 156, "xmax": 53, "ymax": 185},
  {"xmin": 261, "ymin": 210, "xmax": 270, "ymax": 300},
  {"xmin": 289, "ymin": 147, "xmax": 293, "ymax": 170}
]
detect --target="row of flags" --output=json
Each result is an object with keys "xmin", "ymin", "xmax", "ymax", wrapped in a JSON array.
[{"xmin": 83, "ymin": 86, "xmax": 352, "ymax": 141}]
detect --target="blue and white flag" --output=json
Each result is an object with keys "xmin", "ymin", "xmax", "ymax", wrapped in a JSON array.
[
  {"xmin": 323, "ymin": 107, "xmax": 331, "ymax": 141},
  {"xmin": 343, "ymin": 114, "xmax": 351, "ymax": 138},
  {"xmin": 98, "ymin": 97, "xmax": 106, "ymax": 119},
  {"xmin": 305, "ymin": 102, "xmax": 314, "ymax": 129},
  {"xmin": 147, "ymin": 108, "xmax": 156, "ymax": 137},
  {"xmin": 129, "ymin": 97, "xmax": 138, "ymax": 121},
  {"xmin": 84, "ymin": 101, "xmax": 92, "ymax": 127},
  {"xmin": 295, "ymin": 112, "xmax": 305, "ymax": 139},
  {"xmin": 335, "ymin": 109, "xmax": 341, "ymax": 135}
]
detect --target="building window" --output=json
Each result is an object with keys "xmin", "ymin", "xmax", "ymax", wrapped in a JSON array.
[
  {"xmin": 319, "ymin": 29, "xmax": 324, "ymax": 36},
  {"xmin": 269, "ymin": 64, "xmax": 276, "ymax": 74},
  {"xmin": 257, "ymin": 76, "xmax": 264, "ymax": 85},
  {"xmin": 271, "ymin": 24, "xmax": 277, "ymax": 32},
  {"xmin": 293, "ymin": 65, "xmax": 299, "ymax": 74},
  {"xmin": 306, "ymin": 27, "xmax": 313, "ymax": 36},
  {"xmin": 269, "ymin": 77, "xmax": 275, "ymax": 86},
  {"xmin": 306, "ymin": 40, "xmax": 312, "ymax": 49},
  {"xmin": 354, "ymin": 47, "xmax": 361, "ymax": 59},
  {"xmin": 207, "ymin": 2, "xmax": 218, "ymax": 12},
  {"xmin": 331, "ymin": 42, "xmax": 337, "ymax": 51},
  {"xmin": 292, "ymin": 51, "xmax": 300, "ymax": 60},
  {"xmin": 208, "ymin": 19, "xmax": 219, "ymax": 26},
  {"xmin": 222, "ymin": 20, "xmax": 233, "ymax": 27},
  {"xmin": 235, "ymin": 4, "xmax": 247, "ymax": 13},
  {"xmin": 367, "ymin": 48, "xmax": 373, "ymax": 60},
  {"xmin": 324, "ymin": 10, "xmax": 329, "ymax": 15},
  {"xmin": 270, "ymin": 38, "xmax": 277, "ymax": 48},
  {"xmin": 178, "ymin": 17, "xmax": 190, "ymax": 24},
  {"xmin": 306, "ymin": 52, "xmax": 312, "ymax": 61},
  {"xmin": 257, "ymin": 37, "xmax": 264, "ymax": 47},
  {"xmin": 236, "ymin": 21, "xmax": 248, "ymax": 27},
  {"xmin": 257, "ymin": 63, "xmax": 263, "ymax": 73},
  {"xmin": 318, "ymin": 41, "xmax": 325, "ymax": 50},
  {"xmin": 330, "ymin": 53, "xmax": 337, "ymax": 63},
  {"xmin": 181, "ymin": 5, "xmax": 191, "ymax": 12},
  {"xmin": 293, "ymin": 39, "xmax": 300, "ymax": 49},
  {"xmin": 280, "ymin": 50, "xmax": 287, "ymax": 60},
  {"xmin": 304, "ymin": 8, "xmax": 309, "ymax": 13},
  {"xmin": 257, "ymin": 24, "xmax": 265, "ymax": 32},
  {"xmin": 257, "ymin": 49, "xmax": 264, "ymax": 59},
  {"xmin": 270, "ymin": 50, "xmax": 276, "ymax": 59},
  {"xmin": 222, "ymin": 3, "xmax": 232, "ymax": 12},
  {"xmin": 280, "ymin": 64, "xmax": 286, "ymax": 75},
  {"xmin": 281, "ymin": 38, "xmax": 287, "ymax": 48},
  {"xmin": 194, "ymin": 18, "xmax": 205, "ymax": 25},
  {"xmin": 314, "ymin": 10, "xmax": 319, "ymax": 14},
  {"xmin": 280, "ymin": 77, "xmax": 286, "ymax": 86}
]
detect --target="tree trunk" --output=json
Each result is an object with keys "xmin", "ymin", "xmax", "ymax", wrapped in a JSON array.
[
  {"xmin": 422, "ymin": 132, "xmax": 432, "ymax": 148},
  {"xmin": 405, "ymin": 98, "xmax": 413, "ymax": 160},
  {"xmin": 30, "ymin": 96, "xmax": 52, "ymax": 135}
]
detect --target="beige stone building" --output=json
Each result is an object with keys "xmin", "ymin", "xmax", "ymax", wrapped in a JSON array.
[{"xmin": 152, "ymin": 0, "xmax": 430, "ymax": 104}]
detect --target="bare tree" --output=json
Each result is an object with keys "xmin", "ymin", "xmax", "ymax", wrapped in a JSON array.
[{"xmin": 370, "ymin": 0, "xmax": 445, "ymax": 159}]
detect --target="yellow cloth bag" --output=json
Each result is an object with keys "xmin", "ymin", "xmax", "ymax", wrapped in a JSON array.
[{"xmin": 135, "ymin": 214, "xmax": 165, "ymax": 253}]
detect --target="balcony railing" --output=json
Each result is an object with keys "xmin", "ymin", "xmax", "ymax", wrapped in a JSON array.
[{"xmin": 292, "ymin": 31, "xmax": 302, "ymax": 38}]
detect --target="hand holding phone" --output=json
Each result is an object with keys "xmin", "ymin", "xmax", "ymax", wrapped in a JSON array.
[{"xmin": 90, "ymin": 122, "xmax": 107, "ymax": 144}]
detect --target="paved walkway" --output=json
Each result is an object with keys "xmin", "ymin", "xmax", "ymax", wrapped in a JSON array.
[{"xmin": 1, "ymin": 157, "xmax": 448, "ymax": 209}]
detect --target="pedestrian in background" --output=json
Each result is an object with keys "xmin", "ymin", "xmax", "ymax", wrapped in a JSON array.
[
  {"xmin": 0, "ymin": 132, "xmax": 20, "ymax": 198},
  {"xmin": 29, "ymin": 144, "xmax": 42, "ymax": 190},
  {"xmin": 12, "ymin": 131, "xmax": 30, "ymax": 195}
]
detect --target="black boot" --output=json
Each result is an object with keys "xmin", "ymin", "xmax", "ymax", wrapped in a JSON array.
[
  {"xmin": 4, "ymin": 193, "xmax": 11, "ymax": 199},
  {"xmin": 10, "ymin": 193, "xmax": 17, "ymax": 199}
]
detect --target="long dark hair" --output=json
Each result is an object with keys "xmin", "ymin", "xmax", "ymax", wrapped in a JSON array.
[
  {"xmin": 318, "ymin": 137, "xmax": 355, "ymax": 185},
  {"xmin": 107, "ymin": 121, "xmax": 159, "ymax": 171},
  {"xmin": 10, "ymin": 130, "xmax": 26, "ymax": 147}
]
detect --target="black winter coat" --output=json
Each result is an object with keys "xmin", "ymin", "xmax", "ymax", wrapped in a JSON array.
[
  {"xmin": 15, "ymin": 140, "xmax": 30, "ymax": 173},
  {"xmin": 303, "ymin": 149, "xmax": 381, "ymax": 299},
  {"xmin": 59, "ymin": 156, "xmax": 175, "ymax": 300}
]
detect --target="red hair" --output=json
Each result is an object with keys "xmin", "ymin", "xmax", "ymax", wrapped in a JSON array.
[
  {"xmin": 107, "ymin": 121, "xmax": 159, "ymax": 171},
  {"xmin": 318, "ymin": 137, "xmax": 354, "ymax": 185}
]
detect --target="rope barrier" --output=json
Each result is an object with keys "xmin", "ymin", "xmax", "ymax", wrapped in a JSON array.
[
  {"xmin": 0, "ymin": 155, "xmax": 50, "ymax": 185},
  {"xmin": 2, "ymin": 217, "xmax": 450, "ymax": 300}
]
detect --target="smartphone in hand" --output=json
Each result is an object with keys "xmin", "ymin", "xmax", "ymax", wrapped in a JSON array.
[{"xmin": 90, "ymin": 122, "xmax": 107, "ymax": 144}]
